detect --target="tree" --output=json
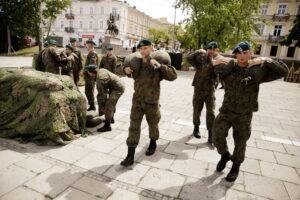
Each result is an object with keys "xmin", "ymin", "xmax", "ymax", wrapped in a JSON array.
[
  {"xmin": 176, "ymin": 0, "xmax": 266, "ymax": 50},
  {"xmin": 280, "ymin": 14, "xmax": 300, "ymax": 48},
  {"xmin": 148, "ymin": 28, "xmax": 170, "ymax": 48}
]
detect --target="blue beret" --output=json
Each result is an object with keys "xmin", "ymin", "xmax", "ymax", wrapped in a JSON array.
[
  {"xmin": 65, "ymin": 44, "xmax": 74, "ymax": 51},
  {"xmin": 85, "ymin": 64, "xmax": 97, "ymax": 72},
  {"xmin": 207, "ymin": 41, "xmax": 218, "ymax": 49},
  {"xmin": 106, "ymin": 45, "xmax": 113, "ymax": 50},
  {"xmin": 70, "ymin": 38, "xmax": 77, "ymax": 43},
  {"xmin": 232, "ymin": 41, "xmax": 251, "ymax": 54},
  {"xmin": 86, "ymin": 40, "xmax": 96, "ymax": 45},
  {"xmin": 48, "ymin": 40, "xmax": 57, "ymax": 45},
  {"xmin": 137, "ymin": 38, "xmax": 152, "ymax": 48}
]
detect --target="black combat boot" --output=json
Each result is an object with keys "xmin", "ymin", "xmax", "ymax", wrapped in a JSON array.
[
  {"xmin": 145, "ymin": 139, "xmax": 157, "ymax": 156},
  {"xmin": 97, "ymin": 120, "xmax": 112, "ymax": 132},
  {"xmin": 120, "ymin": 147, "xmax": 135, "ymax": 167},
  {"xmin": 193, "ymin": 126, "xmax": 200, "ymax": 139},
  {"xmin": 226, "ymin": 163, "xmax": 240, "ymax": 182},
  {"xmin": 216, "ymin": 152, "xmax": 231, "ymax": 172},
  {"xmin": 88, "ymin": 105, "xmax": 96, "ymax": 111},
  {"xmin": 208, "ymin": 130, "xmax": 212, "ymax": 144},
  {"xmin": 111, "ymin": 116, "xmax": 115, "ymax": 124}
]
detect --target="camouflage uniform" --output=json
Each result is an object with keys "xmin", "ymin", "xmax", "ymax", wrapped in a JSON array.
[
  {"xmin": 96, "ymin": 68, "xmax": 125, "ymax": 121},
  {"xmin": 59, "ymin": 51, "xmax": 75, "ymax": 77},
  {"xmin": 126, "ymin": 59, "xmax": 177, "ymax": 147},
  {"xmin": 99, "ymin": 54, "xmax": 117, "ymax": 73},
  {"xmin": 186, "ymin": 52, "xmax": 223, "ymax": 131},
  {"xmin": 84, "ymin": 50, "xmax": 99, "ymax": 107},
  {"xmin": 213, "ymin": 59, "xmax": 288, "ymax": 164},
  {"xmin": 72, "ymin": 47, "xmax": 83, "ymax": 85},
  {"xmin": 43, "ymin": 47, "xmax": 64, "ymax": 74},
  {"xmin": 36, "ymin": 48, "xmax": 46, "ymax": 72}
]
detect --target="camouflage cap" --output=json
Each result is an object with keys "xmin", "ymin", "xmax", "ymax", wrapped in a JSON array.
[
  {"xmin": 207, "ymin": 41, "xmax": 218, "ymax": 49},
  {"xmin": 85, "ymin": 64, "xmax": 97, "ymax": 72},
  {"xmin": 232, "ymin": 41, "xmax": 251, "ymax": 54},
  {"xmin": 137, "ymin": 38, "xmax": 152, "ymax": 48}
]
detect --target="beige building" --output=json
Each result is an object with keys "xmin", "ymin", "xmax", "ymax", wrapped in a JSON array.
[
  {"xmin": 252, "ymin": 0, "xmax": 300, "ymax": 61},
  {"xmin": 48, "ymin": 0, "xmax": 168, "ymax": 48}
]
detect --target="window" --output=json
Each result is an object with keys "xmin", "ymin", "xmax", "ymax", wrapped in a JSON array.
[
  {"xmin": 255, "ymin": 45, "xmax": 262, "ymax": 55},
  {"xmin": 257, "ymin": 24, "xmax": 265, "ymax": 35},
  {"xmin": 79, "ymin": 21, "xmax": 83, "ymax": 29},
  {"xmin": 80, "ymin": 7, "xmax": 83, "ymax": 15},
  {"xmin": 112, "ymin": 7, "xmax": 117, "ymax": 16},
  {"xmin": 90, "ymin": 7, "xmax": 93, "ymax": 15},
  {"xmin": 287, "ymin": 47, "xmax": 295, "ymax": 57},
  {"xmin": 89, "ymin": 21, "xmax": 93, "ymax": 29},
  {"xmin": 277, "ymin": 4, "xmax": 287, "ymax": 15},
  {"xmin": 273, "ymin": 25, "xmax": 282, "ymax": 36},
  {"xmin": 270, "ymin": 46, "xmax": 278, "ymax": 56},
  {"xmin": 99, "ymin": 21, "xmax": 103, "ymax": 30},
  {"xmin": 60, "ymin": 21, "xmax": 64, "ymax": 29},
  {"xmin": 261, "ymin": 5, "xmax": 268, "ymax": 15},
  {"xmin": 100, "ymin": 7, "xmax": 104, "ymax": 15}
]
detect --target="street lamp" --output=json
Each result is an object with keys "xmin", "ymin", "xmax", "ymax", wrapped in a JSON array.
[{"xmin": 172, "ymin": 0, "xmax": 177, "ymax": 51}]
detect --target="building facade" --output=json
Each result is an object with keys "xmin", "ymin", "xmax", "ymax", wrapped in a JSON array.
[
  {"xmin": 252, "ymin": 0, "xmax": 300, "ymax": 61},
  {"xmin": 48, "ymin": 0, "xmax": 168, "ymax": 48}
]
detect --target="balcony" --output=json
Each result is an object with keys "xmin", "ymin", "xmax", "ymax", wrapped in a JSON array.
[
  {"xmin": 272, "ymin": 13, "xmax": 290, "ymax": 21},
  {"xmin": 268, "ymin": 35, "xmax": 285, "ymax": 43},
  {"xmin": 65, "ymin": 13, "xmax": 75, "ymax": 20},
  {"xmin": 65, "ymin": 27, "xmax": 74, "ymax": 33}
]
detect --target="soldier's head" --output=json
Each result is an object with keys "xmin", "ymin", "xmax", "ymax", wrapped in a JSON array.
[
  {"xmin": 233, "ymin": 41, "xmax": 252, "ymax": 67},
  {"xmin": 106, "ymin": 46, "xmax": 113, "ymax": 55},
  {"xmin": 86, "ymin": 40, "xmax": 96, "ymax": 50},
  {"xmin": 85, "ymin": 64, "xmax": 97, "ymax": 77},
  {"xmin": 65, "ymin": 44, "xmax": 74, "ymax": 55},
  {"xmin": 137, "ymin": 38, "xmax": 153, "ymax": 58},
  {"xmin": 206, "ymin": 41, "xmax": 218, "ymax": 59},
  {"xmin": 69, "ymin": 38, "xmax": 77, "ymax": 47},
  {"xmin": 48, "ymin": 40, "xmax": 57, "ymax": 47}
]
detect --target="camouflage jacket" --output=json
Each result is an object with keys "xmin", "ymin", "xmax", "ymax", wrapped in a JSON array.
[
  {"xmin": 73, "ymin": 47, "xmax": 83, "ymax": 72},
  {"xmin": 43, "ymin": 47, "xmax": 64, "ymax": 74},
  {"xmin": 215, "ymin": 59, "xmax": 288, "ymax": 113},
  {"xmin": 59, "ymin": 51, "xmax": 75, "ymax": 76},
  {"xmin": 96, "ymin": 68, "xmax": 125, "ymax": 110},
  {"xmin": 84, "ymin": 50, "xmax": 99, "ymax": 68},
  {"xmin": 132, "ymin": 59, "xmax": 177, "ymax": 104},
  {"xmin": 35, "ymin": 48, "xmax": 46, "ymax": 72},
  {"xmin": 99, "ymin": 54, "xmax": 117, "ymax": 73},
  {"xmin": 186, "ymin": 52, "xmax": 223, "ymax": 92}
]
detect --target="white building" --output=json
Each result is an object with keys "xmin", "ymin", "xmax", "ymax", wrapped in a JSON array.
[{"xmin": 49, "ymin": 0, "xmax": 169, "ymax": 48}]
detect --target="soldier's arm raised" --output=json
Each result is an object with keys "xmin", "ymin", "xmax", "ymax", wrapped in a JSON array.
[
  {"xmin": 259, "ymin": 58, "xmax": 289, "ymax": 83},
  {"xmin": 160, "ymin": 64, "xmax": 177, "ymax": 81},
  {"xmin": 214, "ymin": 59, "xmax": 235, "ymax": 78}
]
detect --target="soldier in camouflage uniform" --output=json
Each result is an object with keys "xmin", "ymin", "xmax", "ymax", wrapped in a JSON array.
[
  {"xmin": 85, "ymin": 64, "xmax": 125, "ymax": 132},
  {"xmin": 59, "ymin": 44, "xmax": 75, "ymax": 77},
  {"xmin": 212, "ymin": 41, "xmax": 288, "ymax": 182},
  {"xmin": 120, "ymin": 38, "xmax": 177, "ymax": 167},
  {"xmin": 43, "ymin": 40, "xmax": 68, "ymax": 74},
  {"xmin": 84, "ymin": 40, "xmax": 99, "ymax": 111},
  {"xmin": 186, "ymin": 42, "xmax": 230, "ymax": 143},
  {"xmin": 70, "ymin": 38, "xmax": 83, "ymax": 86},
  {"xmin": 36, "ymin": 41, "xmax": 48, "ymax": 72},
  {"xmin": 99, "ymin": 45, "xmax": 117, "ymax": 74}
]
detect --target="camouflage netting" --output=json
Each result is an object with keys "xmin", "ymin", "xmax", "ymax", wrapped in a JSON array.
[{"xmin": 0, "ymin": 68, "xmax": 88, "ymax": 145}]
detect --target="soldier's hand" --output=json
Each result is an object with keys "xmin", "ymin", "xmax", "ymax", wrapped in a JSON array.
[
  {"xmin": 212, "ymin": 58, "xmax": 230, "ymax": 66},
  {"xmin": 150, "ymin": 59, "xmax": 161, "ymax": 69},
  {"xmin": 248, "ymin": 57, "xmax": 271, "ymax": 67},
  {"xmin": 124, "ymin": 67, "xmax": 133, "ymax": 75}
]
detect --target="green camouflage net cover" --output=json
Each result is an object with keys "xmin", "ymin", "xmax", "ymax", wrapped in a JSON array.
[{"xmin": 0, "ymin": 68, "xmax": 87, "ymax": 145}]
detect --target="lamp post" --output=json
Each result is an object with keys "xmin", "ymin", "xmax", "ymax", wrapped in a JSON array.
[{"xmin": 172, "ymin": 0, "xmax": 177, "ymax": 51}]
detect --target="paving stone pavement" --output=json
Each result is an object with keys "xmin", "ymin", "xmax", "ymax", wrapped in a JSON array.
[{"xmin": 0, "ymin": 69, "xmax": 300, "ymax": 200}]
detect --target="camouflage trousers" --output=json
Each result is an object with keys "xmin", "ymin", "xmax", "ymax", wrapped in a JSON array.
[
  {"xmin": 126, "ymin": 98, "xmax": 161, "ymax": 147},
  {"xmin": 193, "ymin": 88, "xmax": 215, "ymax": 131},
  {"xmin": 98, "ymin": 90, "xmax": 124, "ymax": 121},
  {"xmin": 212, "ymin": 111, "xmax": 253, "ymax": 164},
  {"xmin": 84, "ymin": 72, "xmax": 95, "ymax": 106}
]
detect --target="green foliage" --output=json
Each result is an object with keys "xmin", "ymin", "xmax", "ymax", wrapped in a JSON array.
[
  {"xmin": 148, "ymin": 28, "xmax": 172, "ymax": 48},
  {"xmin": 280, "ymin": 14, "xmax": 300, "ymax": 48},
  {"xmin": 176, "ymin": 0, "xmax": 267, "ymax": 50}
]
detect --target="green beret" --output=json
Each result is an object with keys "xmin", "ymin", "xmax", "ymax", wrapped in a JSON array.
[
  {"xmin": 232, "ymin": 41, "xmax": 251, "ymax": 54},
  {"xmin": 86, "ymin": 40, "xmax": 96, "ymax": 45},
  {"xmin": 106, "ymin": 45, "xmax": 113, "ymax": 50},
  {"xmin": 70, "ymin": 38, "xmax": 77, "ymax": 43},
  {"xmin": 43, "ymin": 41, "xmax": 48, "ymax": 47},
  {"xmin": 207, "ymin": 41, "xmax": 218, "ymax": 49},
  {"xmin": 65, "ymin": 44, "xmax": 74, "ymax": 51},
  {"xmin": 137, "ymin": 38, "xmax": 152, "ymax": 48},
  {"xmin": 48, "ymin": 40, "xmax": 57, "ymax": 45},
  {"xmin": 85, "ymin": 64, "xmax": 97, "ymax": 72}
]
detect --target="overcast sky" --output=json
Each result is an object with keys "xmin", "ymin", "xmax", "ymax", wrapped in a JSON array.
[{"xmin": 124, "ymin": 0, "xmax": 187, "ymax": 24}]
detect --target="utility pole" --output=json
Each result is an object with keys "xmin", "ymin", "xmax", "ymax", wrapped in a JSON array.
[{"xmin": 172, "ymin": 0, "xmax": 177, "ymax": 51}]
